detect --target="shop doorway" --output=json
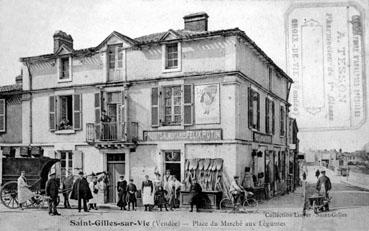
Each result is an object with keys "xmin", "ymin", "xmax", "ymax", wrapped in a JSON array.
[
  {"xmin": 107, "ymin": 153, "xmax": 125, "ymax": 203},
  {"xmin": 164, "ymin": 150, "xmax": 181, "ymax": 181}
]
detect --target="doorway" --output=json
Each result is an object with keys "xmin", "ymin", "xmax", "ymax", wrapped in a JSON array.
[
  {"xmin": 107, "ymin": 153, "xmax": 125, "ymax": 203},
  {"xmin": 164, "ymin": 150, "xmax": 181, "ymax": 181}
]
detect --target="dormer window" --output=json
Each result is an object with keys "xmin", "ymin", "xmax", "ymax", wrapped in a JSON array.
[
  {"xmin": 58, "ymin": 56, "xmax": 72, "ymax": 82},
  {"xmin": 108, "ymin": 44, "xmax": 123, "ymax": 81},
  {"xmin": 162, "ymin": 42, "xmax": 181, "ymax": 72}
]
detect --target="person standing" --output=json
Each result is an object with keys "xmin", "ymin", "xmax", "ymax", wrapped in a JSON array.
[
  {"xmin": 241, "ymin": 169, "xmax": 255, "ymax": 193},
  {"xmin": 153, "ymin": 172, "xmax": 162, "ymax": 207},
  {"xmin": 316, "ymin": 170, "xmax": 332, "ymax": 211},
  {"xmin": 167, "ymin": 176, "xmax": 175, "ymax": 210},
  {"xmin": 117, "ymin": 175, "xmax": 128, "ymax": 210},
  {"xmin": 141, "ymin": 175, "xmax": 154, "ymax": 211},
  {"xmin": 172, "ymin": 176, "xmax": 182, "ymax": 208},
  {"xmin": 62, "ymin": 172, "xmax": 73, "ymax": 209},
  {"xmin": 17, "ymin": 170, "xmax": 35, "ymax": 210},
  {"xmin": 45, "ymin": 172, "xmax": 61, "ymax": 216},
  {"xmin": 70, "ymin": 171, "xmax": 93, "ymax": 212},
  {"xmin": 97, "ymin": 175, "xmax": 107, "ymax": 205},
  {"xmin": 154, "ymin": 186, "xmax": 169, "ymax": 211},
  {"xmin": 127, "ymin": 179, "xmax": 137, "ymax": 211},
  {"xmin": 189, "ymin": 179, "xmax": 203, "ymax": 212},
  {"xmin": 88, "ymin": 174, "xmax": 99, "ymax": 210}
]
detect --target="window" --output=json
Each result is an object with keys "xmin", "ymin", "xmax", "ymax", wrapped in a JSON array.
[
  {"xmin": 60, "ymin": 151, "xmax": 73, "ymax": 181},
  {"xmin": 280, "ymin": 105, "xmax": 286, "ymax": 136},
  {"xmin": 151, "ymin": 84, "xmax": 193, "ymax": 127},
  {"xmin": 165, "ymin": 44, "xmax": 178, "ymax": 69},
  {"xmin": 164, "ymin": 86, "xmax": 182, "ymax": 125},
  {"xmin": 164, "ymin": 150, "xmax": 181, "ymax": 181},
  {"xmin": 58, "ymin": 57, "xmax": 71, "ymax": 81},
  {"xmin": 248, "ymin": 88, "xmax": 260, "ymax": 130},
  {"xmin": 108, "ymin": 44, "xmax": 123, "ymax": 70},
  {"xmin": 49, "ymin": 94, "xmax": 82, "ymax": 131},
  {"xmin": 265, "ymin": 98, "xmax": 275, "ymax": 134},
  {"xmin": 0, "ymin": 99, "xmax": 5, "ymax": 132}
]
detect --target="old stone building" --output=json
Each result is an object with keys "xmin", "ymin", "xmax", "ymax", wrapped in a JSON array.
[{"xmin": 16, "ymin": 12, "xmax": 294, "ymax": 203}]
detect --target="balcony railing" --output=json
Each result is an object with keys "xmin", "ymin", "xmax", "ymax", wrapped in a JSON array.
[{"xmin": 86, "ymin": 122, "xmax": 138, "ymax": 143}]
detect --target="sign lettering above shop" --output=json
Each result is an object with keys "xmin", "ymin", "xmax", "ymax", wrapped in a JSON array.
[
  {"xmin": 253, "ymin": 132, "xmax": 272, "ymax": 144},
  {"xmin": 144, "ymin": 129, "xmax": 222, "ymax": 141}
]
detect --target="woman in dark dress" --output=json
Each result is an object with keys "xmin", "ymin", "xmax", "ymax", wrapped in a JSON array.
[
  {"xmin": 117, "ymin": 175, "xmax": 127, "ymax": 210},
  {"xmin": 154, "ymin": 186, "xmax": 169, "ymax": 211},
  {"xmin": 127, "ymin": 179, "xmax": 137, "ymax": 211}
]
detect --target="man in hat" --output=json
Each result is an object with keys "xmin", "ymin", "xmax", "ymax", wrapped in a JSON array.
[
  {"xmin": 70, "ymin": 171, "xmax": 93, "ymax": 212},
  {"xmin": 229, "ymin": 176, "xmax": 245, "ymax": 204},
  {"xmin": 316, "ymin": 170, "xmax": 332, "ymax": 211},
  {"xmin": 45, "ymin": 172, "xmax": 61, "ymax": 216}
]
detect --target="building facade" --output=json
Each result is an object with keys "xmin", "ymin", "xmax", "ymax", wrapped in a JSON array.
[{"xmin": 17, "ymin": 12, "xmax": 294, "ymax": 203}]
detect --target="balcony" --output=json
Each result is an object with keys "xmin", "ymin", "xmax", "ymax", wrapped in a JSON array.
[{"xmin": 86, "ymin": 122, "xmax": 138, "ymax": 143}]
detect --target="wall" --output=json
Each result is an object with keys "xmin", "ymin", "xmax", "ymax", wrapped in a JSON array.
[
  {"xmin": 130, "ymin": 144, "xmax": 157, "ymax": 185},
  {"xmin": 0, "ymin": 94, "xmax": 22, "ymax": 143}
]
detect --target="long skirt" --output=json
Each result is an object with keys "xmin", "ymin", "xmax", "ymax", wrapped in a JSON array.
[
  {"xmin": 142, "ymin": 186, "xmax": 154, "ymax": 205},
  {"xmin": 18, "ymin": 187, "xmax": 34, "ymax": 204},
  {"xmin": 117, "ymin": 191, "xmax": 127, "ymax": 207}
]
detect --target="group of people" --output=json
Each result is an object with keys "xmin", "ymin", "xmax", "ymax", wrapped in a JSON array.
[{"xmin": 115, "ymin": 171, "xmax": 183, "ymax": 212}]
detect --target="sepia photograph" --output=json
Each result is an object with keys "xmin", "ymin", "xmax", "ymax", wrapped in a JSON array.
[{"xmin": 0, "ymin": 0, "xmax": 368, "ymax": 230}]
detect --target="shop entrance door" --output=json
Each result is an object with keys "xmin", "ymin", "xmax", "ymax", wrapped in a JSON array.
[
  {"xmin": 107, "ymin": 153, "xmax": 125, "ymax": 203},
  {"xmin": 164, "ymin": 150, "xmax": 181, "ymax": 181}
]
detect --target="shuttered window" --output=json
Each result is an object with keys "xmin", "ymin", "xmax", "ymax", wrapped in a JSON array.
[
  {"xmin": 73, "ymin": 94, "xmax": 82, "ymax": 130},
  {"xmin": 248, "ymin": 87, "xmax": 260, "ymax": 130},
  {"xmin": 272, "ymin": 101, "xmax": 275, "ymax": 134},
  {"xmin": 151, "ymin": 87, "xmax": 159, "ymax": 127},
  {"xmin": 265, "ymin": 98, "xmax": 270, "ymax": 134},
  {"xmin": 280, "ymin": 105, "xmax": 286, "ymax": 136},
  {"xmin": 183, "ymin": 84, "xmax": 193, "ymax": 126},
  {"xmin": 0, "ymin": 99, "xmax": 5, "ymax": 132},
  {"xmin": 49, "ymin": 96, "xmax": 56, "ymax": 131}
]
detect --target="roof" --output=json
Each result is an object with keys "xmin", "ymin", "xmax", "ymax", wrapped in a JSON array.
[
  {"xmin": 0, "ymin": 84, "xmax": 22, "ymax": 93},
  {"xmin": 20, "ymin": 28, "xmax": 293, "ymax": 82}
]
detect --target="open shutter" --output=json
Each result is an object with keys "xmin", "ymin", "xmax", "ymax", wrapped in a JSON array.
[
  {"xmin": 0, "ymin": 99, "xmax": 5, "ymax": 132},
  {"xmin": 183, "ymin": 84, "xmax": 193, "ymax": 126},
  {"xmin": 248, "ymin": 87, "xmax": 253, "ymax": 129},
  {"xmin": 256, "ymin": 93, "xmax": 260, "ymax": 130},
  {"xmin": 151, "ymin": 87, "xmax": 159, "ymax": 127},
  {"xmin": 265, "ymin": 98, "xmax": 269, "ymax": 134},
  {"xmin": 73, "ymin": 94, "xmax": 82, "ymax": 130},
  {"xmin": 49, "ymin": 96, "xmax": 56, "ymax": 131},
  {"xmin": 94, "ymin": 92, "xmax": 101, "ymax": 139},
  {"xmin": 72, "ymin": 150, "xmax": 83, "ymax": 175},
  {"xmin": 120, "ymin": 90, "xmax": 126, "ymax": 140},
  {"xmin": 272, "ymin": 101, "xmax": 275, "ymax": 134}
]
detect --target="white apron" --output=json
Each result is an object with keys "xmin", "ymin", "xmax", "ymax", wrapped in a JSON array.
[
  {"xmin": 17, "ymin": 177, "xmax": 34, "ymax": 204},
  {"xmin": 142, "ymin": 186, "xmax": 154, "ymax": 205},
  {"xmin": 89, "ymin": 182, "xmax": 98, "ymax": 204}
]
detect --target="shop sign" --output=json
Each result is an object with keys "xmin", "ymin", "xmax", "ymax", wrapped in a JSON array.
[
  {"xmin": 144, "ymin": 129, "xmax": 222, "ymax": 141},
  {"xmin": 253, "ymin": 132, "xmax": 272, "ymax": 144}
]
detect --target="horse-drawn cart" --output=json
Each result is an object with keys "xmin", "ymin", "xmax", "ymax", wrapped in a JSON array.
[{"xmin": 0, "ymin": 157, "xmax": 59, "ymax": 209}]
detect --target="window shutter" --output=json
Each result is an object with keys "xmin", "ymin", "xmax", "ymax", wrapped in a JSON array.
[
  {"xmin": 72, "ymin": 150, "xmax": 83, "ymax": 175},
  {"xmin": 265, "ymin": 98, "xmax": 269, "ymax": 134},
  {"xmin": 248, "ymin": 87, "xmax": 253, "ymax": 129},
  {"xmin": 121, "ymin": 90, "xmax": 125, "ymax": 124},
  {"xmin": 151, "ymin": 87, "xmax": 159, "ymax": 127},
  {"xmin": 49, "ymin": 96, "xmax": 56, "ymax": 131},
  {"xmin": 256, "ymin": 93, "xmax": 260, "ymax": 130},
  {"xmin": 183, "ymin": 84, "xmax": 193, "ymax": 126},
  {"xmin": 0, "ymin": 99, "xmax": 5, "ymax": 132},
  {"xmin": 272, "ymin": 101, "xmax": 275, "ymax": 134},
  {"xmin": 73, "ymin": 94, "xmax": 82, "ymax": 130},
  {"xmin": 280, "ymin": 106, "xmax": 283, "ymax": 136},
  {"xmin": 94, "ymin": 93, "xmax": 101, "ymax": 123}
]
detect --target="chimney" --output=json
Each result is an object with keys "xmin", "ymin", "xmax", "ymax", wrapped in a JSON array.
[
  {"xmin": 183, "ymin": 12, "xmax": 209, "ymax": 32},
  {"xmin": 53, "ymin": 30, "xmax": 73, "ymax": 53}
]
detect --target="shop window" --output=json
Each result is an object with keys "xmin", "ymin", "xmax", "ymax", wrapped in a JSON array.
[
  {"xmin": 151, "ymin": 84, "xmax": 193, "ymax": 127},
  {"xmin": 164, "ymin": 150, "xmax": 181, "ymax": 181},
  {"xmin": 49, "ymin": 94, "xmax": 82, "ymax": 131},
  {"xmin": 60, "ymin": 151, "xmax": 73, "ymax": 181},
  {"xmin": 248, "ymin": 87, "xmax": 260, "ymax": 130}
]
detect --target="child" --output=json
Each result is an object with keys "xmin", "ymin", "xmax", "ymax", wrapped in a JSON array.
[
  {"xmin": 127, "ymin": 179, "xmax": 137, "ymax": 211},
  {"xmin": 154, "ymin": 186, "xmax": 169, "ymax": 211}
]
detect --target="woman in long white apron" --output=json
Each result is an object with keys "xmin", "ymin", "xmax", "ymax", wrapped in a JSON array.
[
  {"xmin": 88, "ymin": 175, "xmax": 99, "ymax": 210},
  {"xmin": 17, "ymin": 171, "xmax": 35, "ymax": 210},
  {"xmin": 141, "ymin": 175, "xmax": 154, "ymax": 211}
]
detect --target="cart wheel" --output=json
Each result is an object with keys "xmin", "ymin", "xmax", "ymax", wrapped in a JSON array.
[
  {"xmin": 219, "ymin": 198, "xmax": 233, "ymax": 210},
  {"xmin": 312, "ymin": 201, "xmax": 318, "ymax": 214},
  {"xmin": 0, "ymin": 181, "xmax": 19, "ymax": 209}
]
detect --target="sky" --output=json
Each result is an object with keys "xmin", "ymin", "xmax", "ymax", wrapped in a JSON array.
[{"xmin": 0, "ymin": 0, "xmax": 291, "ymax": 85}]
